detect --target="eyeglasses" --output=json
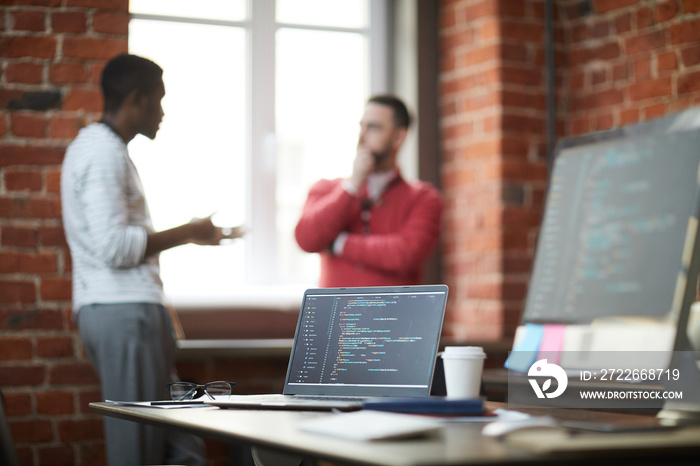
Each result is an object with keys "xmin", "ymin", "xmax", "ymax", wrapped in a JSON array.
[{"xmin": 166, "ymin": 381, "xmax": 236, "ymax": 401}]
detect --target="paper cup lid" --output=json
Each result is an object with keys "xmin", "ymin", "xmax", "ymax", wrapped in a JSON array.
[{"xmin": 441, "ymin": 346, "xmax": 486, "ymax": 358}]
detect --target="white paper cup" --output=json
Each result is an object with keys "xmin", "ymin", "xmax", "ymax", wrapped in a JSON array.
[{"xmin": 441, "ymin": 346, "xmax": 486, "ymax": 399}]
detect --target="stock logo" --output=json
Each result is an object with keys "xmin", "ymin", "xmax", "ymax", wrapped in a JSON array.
[{"xmin": 528, "ymin": 359, "xmax": 568, "ymax": 399}]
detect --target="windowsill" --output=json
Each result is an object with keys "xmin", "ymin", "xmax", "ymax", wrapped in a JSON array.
[
  {"xmin": 167, "ymin": 284, "xmax": 309, "ymax": 313},
  {"xmin": 177, "ymin": 338, "xmax": 294, "ymax": 358},
  {"xmin": 169, "ymin": 285, "xmax": 310, "ymax": 340}
]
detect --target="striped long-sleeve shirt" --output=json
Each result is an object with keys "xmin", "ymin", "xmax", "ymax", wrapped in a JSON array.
[{"xmin": 61, "ymin": 123, "xmax": 164, "ymax": 313}]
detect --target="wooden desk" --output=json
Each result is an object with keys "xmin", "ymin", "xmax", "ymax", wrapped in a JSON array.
[{"xmin": 90, "ymin": 401, "xmax": 700, "ymax": 466}]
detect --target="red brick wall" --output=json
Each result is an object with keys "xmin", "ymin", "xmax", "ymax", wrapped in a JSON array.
[
  {"xmin": 1, "ymin": 2, "xmax": 127, "ymax": 465},
  {"xmin": 563, "ymin": 0, "xmax": 700, "ymax": 134},
  {"xmin": 439, "ymin": 0, "xmax": 700, "ymax": 342}
]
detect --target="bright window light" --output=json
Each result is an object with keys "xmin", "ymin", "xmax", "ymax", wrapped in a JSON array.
[
  {"xmin": 276, "ymin": 0, "xmax": 367, "ymax": 28},
  {"xmin": 275, "ymin": 27, "xmax": 367, "ymax": 283},
  {"xmin": 128, "ymin": 0, "xmax": 382, "ymax": 303}
]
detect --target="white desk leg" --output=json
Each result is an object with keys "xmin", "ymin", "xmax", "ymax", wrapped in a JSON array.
[{"xmin": 251, "ymin": 446, "xmax": 303, "ymax": 466}]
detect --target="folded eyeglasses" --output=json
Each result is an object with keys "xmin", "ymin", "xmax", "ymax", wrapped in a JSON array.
[{"xmin": 166, "ymin": 381, "xmax": 236, "ymax": 401}]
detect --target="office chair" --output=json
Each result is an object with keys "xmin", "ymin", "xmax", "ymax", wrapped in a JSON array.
[{"xmin": 0, "ymin": 388, "xmax": 20, "ymax": 466}]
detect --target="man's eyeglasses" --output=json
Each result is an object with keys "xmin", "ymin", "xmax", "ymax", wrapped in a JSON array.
[{"xmin": 166, "ymin": 381, "xmax": 236, "ymax": 401}]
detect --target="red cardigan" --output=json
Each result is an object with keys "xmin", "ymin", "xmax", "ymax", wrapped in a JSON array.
[{"xmin": 295, "ymin": 173, "xmax": 442, "ymax": 287}]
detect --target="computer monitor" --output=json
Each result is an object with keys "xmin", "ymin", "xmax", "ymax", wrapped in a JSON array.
[
  {"xmin": 514, "ymin": 107, "xmax": 700, "ymax": 370},
  {"xmin": 552, "ymin": 107, "xmax": 700, "ymax": 157}
]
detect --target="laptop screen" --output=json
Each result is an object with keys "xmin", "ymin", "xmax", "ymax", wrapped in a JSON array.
[{"xmin": 284, "ymin": 285, "xmax": 448, "ymax": 397}]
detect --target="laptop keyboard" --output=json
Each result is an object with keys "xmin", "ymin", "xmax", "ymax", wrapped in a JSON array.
[
  {"xmin": 294, "ymin": 395, "xmax": 365, "ymax": 402},
  {"xmin": 243, "ymin": 395, "xmax": 364, "ymax": 403}
]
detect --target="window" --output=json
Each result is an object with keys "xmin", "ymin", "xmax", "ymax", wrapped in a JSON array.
[{"xmin": 128, "ymin": 0, "xmax": 390, "ymax": 304}]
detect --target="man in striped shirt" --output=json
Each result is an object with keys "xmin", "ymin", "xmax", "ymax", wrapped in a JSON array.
[{"xmin": 61, "ymin": 54, "xmax": 236, "ymax": 466}]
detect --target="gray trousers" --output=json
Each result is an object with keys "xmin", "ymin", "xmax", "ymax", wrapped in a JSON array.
[{"xmin": 78, "ymin": 302, "xmax": 206, "ymax": 466}]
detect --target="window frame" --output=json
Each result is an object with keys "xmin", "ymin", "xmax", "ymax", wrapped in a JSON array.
[{"xmin": 129, "ymin": 0, "xmax": 392, "ymax": 305}]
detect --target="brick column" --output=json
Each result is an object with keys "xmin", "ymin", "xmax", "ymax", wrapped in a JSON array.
[{"xmin": 439, "ymin": 0, "xmax": 548, "ymax": 341}]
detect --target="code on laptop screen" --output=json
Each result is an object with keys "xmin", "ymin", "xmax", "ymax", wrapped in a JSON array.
[{"xmin": 287, "ymin": 291, "xmax": 445, "ymax": 389}]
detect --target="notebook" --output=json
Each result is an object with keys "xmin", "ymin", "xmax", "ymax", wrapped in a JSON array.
[{"xmin": 209, "ymin": 284, "xmax": 448, "ymax": 411}]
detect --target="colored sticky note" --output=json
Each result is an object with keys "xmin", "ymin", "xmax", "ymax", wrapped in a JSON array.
[
  {"xmin": 504, "ymin": 323, "xmax": 544, "ymax": 372},
  {"xmin": 537, "ymin": 324, "xmax": 566, "ymax": 364}
]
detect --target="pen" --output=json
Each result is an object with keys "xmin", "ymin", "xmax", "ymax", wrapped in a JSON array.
[{"xmin": 150, "ymin": 400, "xmax": 206, "ymax": 406}]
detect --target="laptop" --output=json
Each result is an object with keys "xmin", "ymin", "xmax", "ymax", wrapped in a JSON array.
[{"xmin": 209, "ymin": 284, "xmax": 448, "ymax": 411}]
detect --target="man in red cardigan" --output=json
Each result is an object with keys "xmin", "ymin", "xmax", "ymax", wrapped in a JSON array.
[{"xmin": 295, "ymin": 95, "xmax": 442, "ymax": 287}]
